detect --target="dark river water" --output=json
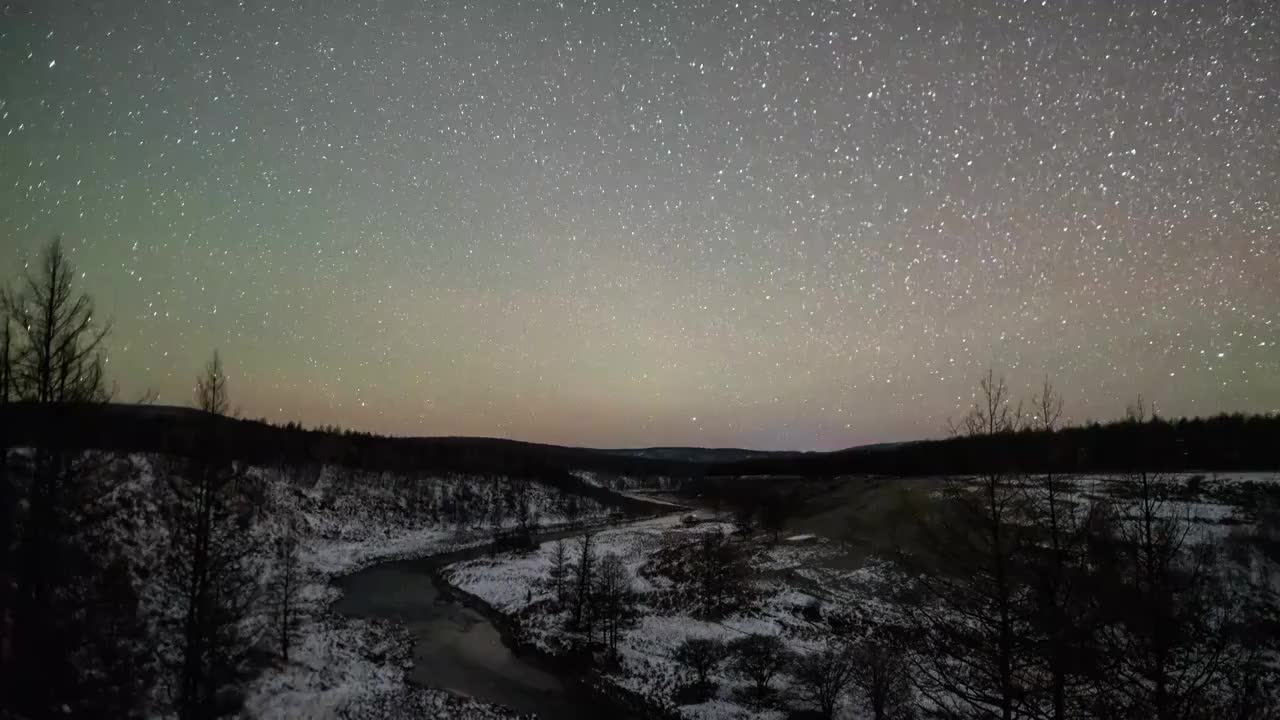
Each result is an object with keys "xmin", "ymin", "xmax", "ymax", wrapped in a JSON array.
[{"xmin": 332, "ymin": 525, "xmax": 649, "ymax": 719}]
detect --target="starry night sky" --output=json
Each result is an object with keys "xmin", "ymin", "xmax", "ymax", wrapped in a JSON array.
[{"xmin": 1, "ymin": 0, "xmax": 1276, "ymax": 449}]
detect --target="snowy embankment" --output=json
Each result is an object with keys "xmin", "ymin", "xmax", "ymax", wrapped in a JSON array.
[
  {"xmin": 245, "ymin": 465, "xmax": 610, "ymax": 720},
  {"xmin": 104, "ymin": 456, "xmax": 606, "ymax": 720},
  {"xmin": 445, "ymin": 515, "xmax": 897, "ymax": 720},
  {"xmin": 571, "ymin": 470, "xmax": 681, "ymax": 494},
  {"xmin": 442, "ymin": 471, "xmax": 1280, "ymax": 720},
  {"xmin": 1027, "ymin": 471, "xmax": 1278, "ymax": 543}
]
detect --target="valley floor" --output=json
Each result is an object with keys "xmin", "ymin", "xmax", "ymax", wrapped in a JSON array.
[
  {"xmin": 446, "ymin": 514, "xmax": 899, "ymax": 719},
  {"xmin": 441, "ymin": 471, "xmax": 1280, "ymax": 720},
  {"xmin": 244, "ymin": 524, "xmax": 532, "ymax": 719},
  {"xmin": 191, "ymin": 462, "xmax": 614, "ymax": 720}
]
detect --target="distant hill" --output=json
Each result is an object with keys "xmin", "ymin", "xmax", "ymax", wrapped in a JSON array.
[
  {"xmin": 0, "ymin": 403, "xmax": 835, "ymax": 473},
  {"xmin": 3, "ymin": 403, "xmax": 1275, "ymax": 482},
  {"xmin": 0, "ymin": 402, "xmax": 716, "ymax": 479},
  {"xmin": 600, "ymin": 447, "xmax": 807, "ymax": 463},
  {"xmin": 706, "ymin": 413, "xmax": 1279, "ymax": 477}
]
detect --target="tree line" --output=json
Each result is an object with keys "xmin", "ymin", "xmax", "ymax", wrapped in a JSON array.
[
  {"xmin": 1, "ymin": 238, "xmax": 154, "ymax": 718},
  {"xmin": 672, "ymin": 372, "xmax": 1280, "ymax": 720},
  {"xmin": 0, "ymin": 238, "xmax": 615, "ymax": 719},
  {"xmin": 541, "ymin": 530, "xmax": 643, "ymax": 662},
  {"xmin": 894, "ymin": 373, "xmax": 1280, "ymax": 720},
  {"xmin": 0, "ymin": 401, "xmax": 704, "ymax": 484},
  {"xmin": 0, "ymin": 240, "xmax": 281, "ymax": 718},
  {"xmin": 708, "ymin": 407, "xmax": 1279, "ymax": 478}
]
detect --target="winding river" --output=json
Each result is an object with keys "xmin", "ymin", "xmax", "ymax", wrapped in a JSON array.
[{"xmin": 333, "ymin": 521, "xmax": 662, "ymax": 719}]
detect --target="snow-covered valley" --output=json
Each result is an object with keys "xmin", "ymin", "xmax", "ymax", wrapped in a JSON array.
[{"xmin": 8, "ymin": 440, "xmax": 1279, "ymax": 720}]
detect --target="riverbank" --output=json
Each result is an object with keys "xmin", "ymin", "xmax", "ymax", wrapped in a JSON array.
[
  {"xmin": 232, "ymin": 464, "xmax": 631, "ymax": 719},
  {"xmin": 245, "ymin": 528, "xmax": 540, "ymax": 719},
  {"xmin": 285, "ymin": 508, "xmax": 682, "ymax": 720},
  {"xmin": 443, "ymin": 513, "xmax": 902, "ymax": 720},
  {"xmin": 430, "ymin": 552, "xmax": 681, "ymax": 720}
]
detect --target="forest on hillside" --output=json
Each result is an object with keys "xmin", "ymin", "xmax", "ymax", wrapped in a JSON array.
[{"xmin": 0, "ymin": 240, "xmax": 615, "ymax": 719}]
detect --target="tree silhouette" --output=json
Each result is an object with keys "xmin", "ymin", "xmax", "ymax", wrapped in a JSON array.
[
  {"xmin": 0, "ymin": 238, "xmax": 151, "ymax": 718},
  {"xmin": 673, "ymin": 637, "xmax": 728, "ymax": 692},
  {"xmin": 591, "ymin": 552, "xmax": 638, "ymax": 657},
  {"xmin": 908, "ymin": 370, "xmax": 1035, "ymax": 720},
  {"xmin": 268, "ymin": 521, "xmax": 303, "ymax": 663},
  {"xmin": 791, "ymin": 643, "xmax": 860, "ymax": 719},
  {"xmin": 729, "ymin": 633, "xmax": 791, "ymax": 701},
  {"xmin": 163, "ymin": 352, "xmax": 257, "ymax": 720}
]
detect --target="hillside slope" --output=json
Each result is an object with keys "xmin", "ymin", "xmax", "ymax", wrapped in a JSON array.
[{"xmin": 4, "ymin": 447, "xmax": 621, "ymax": 719}]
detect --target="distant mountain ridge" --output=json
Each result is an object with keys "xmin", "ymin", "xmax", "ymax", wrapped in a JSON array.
[
  {"xmin": 3, "ymin": 402, "xmax": 1274, "ymax": 478},
  {"xmin": 599, "ymin": 447, "xmax": 807, "ymax": 463},
  {"xmin": 1, "ymin": 402, "xmax": 878, "ymax": 460}
]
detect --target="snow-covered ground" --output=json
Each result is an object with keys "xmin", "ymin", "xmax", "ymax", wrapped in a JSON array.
[
  {"xmin": 83, "ymin": 457, "xmax": 1280, "ymax": 719},
  {"xmin": 1020, "ymin": 471, "xmax": 1275, "ymax": 542},
  {"xmin": 241, "ymin": 465, "xmax": 609, "ymax": 719},
  {"xmin": 87, "ymin": 454, "xmax": 607, "ymax": 720},
  {"xmin": 570, "ymin": 470, "xmax": 681, "ymax": 493},
  {"xmin": 443, "ymin": 471, "xmax": 1280, "ymax": 720},
  {"xmin": 446, "ymin": 515, "xmax": 897, "ymax": 719}
]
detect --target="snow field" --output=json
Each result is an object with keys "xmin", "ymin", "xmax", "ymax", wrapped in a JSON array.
[{"xmin": 447, "ymin": 515, "xmax": 899, "ymax": 720}]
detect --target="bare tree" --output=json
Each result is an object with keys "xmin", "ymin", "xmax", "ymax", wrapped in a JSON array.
[
  {"xmin": 0, "ymin": 239, "xmax": 146, "ymax": 718},
  {"xmin": 195, "ymin": 352, "xmax": 230, "ymax": 415},
  {"xmin": 563, "ymin": 494, "xmax": 581, "ymax": 527},
  {"xmin": 691, "ymin": 529, "xmax": 754, "ymax": 618},
  {"xmin": 1219, "ymin": 528, "xmax": 1280, "ymax": 720},
  {"xmin": 591, "ymin": 553, "xmax": 638, "ymax": 657},
  {"xmin": 482, "ymin": 474, "xmax": 501, "ymax": 530},
  {"xmin": 673, "ymin": 637, "xmax": 728, "ymax": 692},
  {"xmin": 268, "ymin": 521, "xmax": 303, "ymax": 663},
  {"xmin": 0, "ymin": 305, "xmax": 14, "ymax": 677},
  {"xmin": 79, "ymin": 554, "xmax": 155, "ymax": 717},
  {"xmin": 1090, "ymin": 472, "xmax": 1236, "ymax": 720},
  {"xmin": 759, "ymin": 490, "xmax": 792, "ymax": 544},
  {"xmin": 1030, "ymin": 376, "xmax": 1063, "ymax": 434},
  {"xmin": 909, "ymin": 370, "xmax": 1035, "ymax": 720},
  {"xmin": 946, "ymin": 368, "xmax": 1021, "ymax": 439},
  {"xmin": 1021, "ymin": 378, "xmax": 1097, "ymax": 720},
  {"xmin": 163, "ymin": 352, "xmax": 257, "ymax": 720},
  {"xmin": 570, "ymin": 529, "xmax": 597, "ymax": 639},
  {"xmin": 1125, "ymin": 394, "xmax": 1148, "ymax": 423},
  {"xmin": 0, "ymin": 311, "xmax": 12, "ymax": 404},
  {"xmin": 547, "ymin": 538, "xmax": 570, "ymax": 605},
  {"xmin": 3, "ymin": 237, "xmax": 111, "ymax": 405},
  {"xmin": 791, "ymin": 643, "xmax": 860, "ymax": 719},
  {"xmin": 512, "ymin": 476, "xmax": 536, "ymax": 532},
  {"xmin": 729, "ymin": 633, "xmax": 791, "ymax": 702},
  {"xmin": 851, "ymin": 631, "xmax": 915, "ymax": 720}
]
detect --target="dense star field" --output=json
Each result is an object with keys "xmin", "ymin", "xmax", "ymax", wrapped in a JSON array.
[{"xmin": 0, "ymin": 0, "xmax": 1276, "ymax": 449}]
